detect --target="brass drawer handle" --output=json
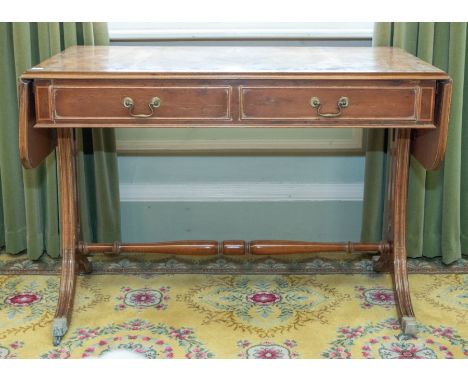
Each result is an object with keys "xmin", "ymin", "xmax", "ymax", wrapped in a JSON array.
[
  {"xmin": 310, "ymin": 96, "xmax": 349, "ymax": 118},
  {"xmin": 122, "ymin": 96, "xmax": 161, "ymax": 118}
]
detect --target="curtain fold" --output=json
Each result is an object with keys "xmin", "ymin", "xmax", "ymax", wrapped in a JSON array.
[
  {"xmin": 0, "ymin": 22, "xmax": 120, "ymax": 260},
  {"xmin": 362, "ymin": 22, "xmax": 468, "ymax": 264}
]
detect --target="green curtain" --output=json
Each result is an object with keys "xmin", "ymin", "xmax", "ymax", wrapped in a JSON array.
[
  {"xmin": 361, "ymin": 22, "xmax": 467, "ymax": 264},
  {"xmin": 0, "ymin": 22, "xmax": 121, "ymax": 260}
]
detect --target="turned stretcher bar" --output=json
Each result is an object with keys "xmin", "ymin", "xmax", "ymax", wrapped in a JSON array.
[{"xmin": 77, "ymin": 240, "xmax": 390, "ymax": 256}]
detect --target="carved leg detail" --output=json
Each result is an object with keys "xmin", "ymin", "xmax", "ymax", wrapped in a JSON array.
[
  {"xmin": 53, "ymin": 129, "xmax": 78, "ymax": 346},
  {"xmin": 53, "ymin": 251, "xmax": 75, "ymax": 345},
  {"xmin": 374, "ymin": 129, "xmax": 417, "ymax": 335},
  {"xmin": 392, "ymin": 246, "xmax": 416, "ymax": 335},
  {"xmin": 373, "ymin": 244, "xmax": 392, "ymax": 272}
]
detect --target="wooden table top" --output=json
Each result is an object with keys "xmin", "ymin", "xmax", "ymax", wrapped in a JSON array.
[{"xmin": 22, "ymin": 46, "xmax": 448, "ymax": 80}]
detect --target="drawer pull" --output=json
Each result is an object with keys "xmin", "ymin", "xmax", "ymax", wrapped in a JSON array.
[
  {"xmin": 122, "ymin": 96, "xmax": 161, "ymax": 118},
  {"xmin": 310, "ymin": 96, "xmax": 349, "ymax": 118}
]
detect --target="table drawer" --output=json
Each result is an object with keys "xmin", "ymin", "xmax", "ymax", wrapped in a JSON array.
[
  {"xmin": 240, "ymin": 86, "xmax": 428, "ymax": 121},
  {"xmin": 53, "ymin": 86, "xmax": 231, "ymax": 121}
]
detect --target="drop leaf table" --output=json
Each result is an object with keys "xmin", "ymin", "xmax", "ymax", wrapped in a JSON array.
[{"xmin": 18, "ymin": 46, "xmax": 452, "ymax": 345}]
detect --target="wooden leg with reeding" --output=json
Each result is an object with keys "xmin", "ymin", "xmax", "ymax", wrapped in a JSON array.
[
  {"xmin": 374, "ymin": 129, "xmax": 417, "ymax": 335},
  {"xmin": 52, "ymin": 129, "xmax": 79, "ymax": 345},
  {"xmin": 72, "ymin": 130, "xmax": 92, "ymax": 275}
]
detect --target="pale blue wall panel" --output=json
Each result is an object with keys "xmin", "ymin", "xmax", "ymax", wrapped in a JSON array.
[
  {"xmin": 118, "ymin": 156, "xmax": 365, "ymax": 184},
  {"xmin": 120, "ymin": 201, "xmax": 363, "ymax": 243}
]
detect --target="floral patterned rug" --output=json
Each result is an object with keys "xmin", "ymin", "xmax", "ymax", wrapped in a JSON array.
[{"xmin": 0, "ymin": 273, "xmax": 466, "ymax": 358}]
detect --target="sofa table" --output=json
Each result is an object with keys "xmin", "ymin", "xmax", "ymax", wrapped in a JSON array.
[{"xmin": 18, "ymin": 46, "xmax": 452, "ymax": 345}]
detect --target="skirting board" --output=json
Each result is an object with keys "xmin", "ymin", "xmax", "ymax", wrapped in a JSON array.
[{"xmin": 120, "ymin": 182, "xmax": 364, "ymax": 202}]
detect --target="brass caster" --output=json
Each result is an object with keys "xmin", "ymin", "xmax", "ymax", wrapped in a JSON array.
[
  {"xmin": 52, "ymin": 317, "xmax": 68, "ymax": 346},
  {"xmin": 401, "ymin": 316, "xmax": 418, "ymax": 336},
  {"xmin": 53, "ymin": 336, "xmax": 63, "ymax": 346}
]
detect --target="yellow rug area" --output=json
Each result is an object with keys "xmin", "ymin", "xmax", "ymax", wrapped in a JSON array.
[{"xmin": 0, "ymin": 273, "xmax": 466, "ymax": 359}]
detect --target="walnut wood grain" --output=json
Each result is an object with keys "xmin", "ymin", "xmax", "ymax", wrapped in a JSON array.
[
  {"xmin": 248, "ymin": 241, "xmax": 387, "ymax": 255},
  {"xmin": 374, "ymin": 129, "xmax": 417, "ymax": 335},
  {"xmin": 411, "ymin": 79, "xmax": 453, "ymax": 170},
  {"xmin": 241, "ymin": 86, "xmax": 419, "ymax": 121},
  {"xmin": 71, "ymin": 130, "xmax": 92, "ymax": 275},
  {"xmin": 78, "ymin": 240, "xmax": 386, "ymax": 256},
  {"xmin": 32, "ymin": 78, "xmax": 438, "ymax": 130},
  {"xmin": 18, "ymin": 46, "xmax": 452, "ymax": 343},
  {"xmin": 52, "ymin": 128, "xmax": 78, "ymax": 345},
  {"xmin": 54, "ymin": 85, "xmax": 231, "ymax": 121},
  {"xmin": 82, "ymin": 241, "xmax": 221, "ymax": 256},
  {"xmin": 22, "ymin": 46, "xmax": 448, "ymax": 80},
  {"xmin": 18, "ymin": 79, "xmax": 56, "ymax": 169}
]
